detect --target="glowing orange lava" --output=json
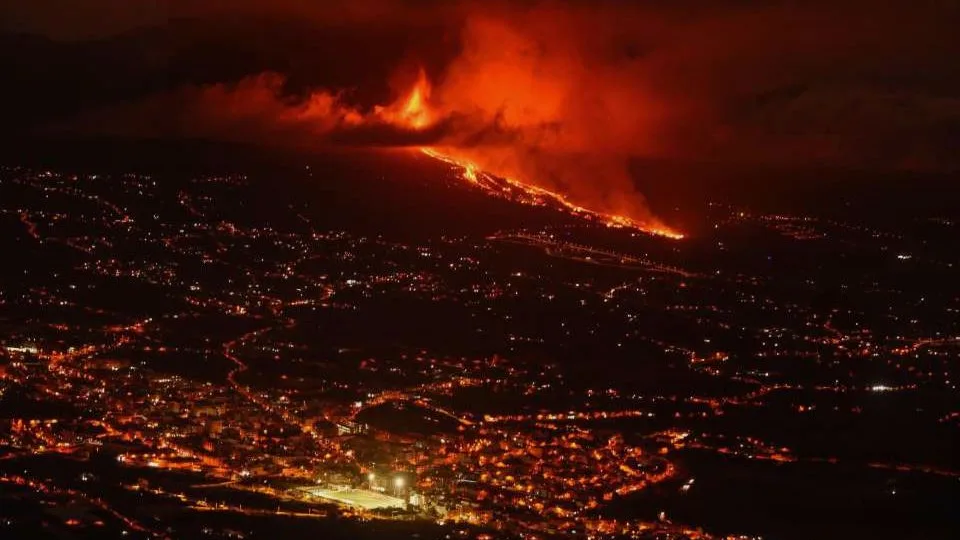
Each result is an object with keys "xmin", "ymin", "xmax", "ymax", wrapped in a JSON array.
[
  {"xmin": 376, "ymin": 70, "xmax": 433, "ymax": 130},
  {"xmin": 420, "ymin": 148, "xmax": 685, "ymax": 239},
  {"xmin": 377, "ymin": 71, "xmax": 684, "ymax": 240},
  {"xmin": 402, "ymin": 85, "xmax": 431, "ymax": 129}
]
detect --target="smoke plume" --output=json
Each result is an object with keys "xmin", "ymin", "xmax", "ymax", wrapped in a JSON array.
[{"xmin": 46, "ymin": 0, "xmax": 960, "ymax": 229}]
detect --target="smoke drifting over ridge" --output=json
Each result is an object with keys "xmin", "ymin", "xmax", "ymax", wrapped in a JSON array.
[{"xmin": 37, "ymin": 0, "xmax": 960, "ymax": 227}]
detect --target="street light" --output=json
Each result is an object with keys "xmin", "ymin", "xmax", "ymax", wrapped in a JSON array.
[
  {"xmin": 367, "ymin": 472, "xmax": 375, "ymax": 483},
  {"xmin": 394, "ymin": 476, "xmax": 405, "ymax": 490}
]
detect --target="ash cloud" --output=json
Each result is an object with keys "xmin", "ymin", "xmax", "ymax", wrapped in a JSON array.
[
  {"xmin": 425, "ymin": 1, "xmax": 960, "ymax": 170},
  {"xmin": 44, "ymin": 0, "xmax": 960, "ymax": 169},
  {"xmin": 26, "ymin": 0, "xmax": 960, "ymax": 223},
  {"xmin": 58, "ymin": 73, "xmax": 452, "ymax": 149}
]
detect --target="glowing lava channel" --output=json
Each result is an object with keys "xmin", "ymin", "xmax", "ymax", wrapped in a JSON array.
[
  {"xmin": 420, "ymin": 148, "xmax": 684, "ymax": 239},
  {"xmin": 379, "ymin": 71, "xmax": 683, "ymax": 239}
]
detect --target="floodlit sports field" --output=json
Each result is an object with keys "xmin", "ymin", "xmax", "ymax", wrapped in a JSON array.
[{"xmin": 298, "ymin": 486, "xmax": 405, "ymax": 510}]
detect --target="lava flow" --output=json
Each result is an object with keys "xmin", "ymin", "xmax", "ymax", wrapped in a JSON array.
[
  {"xmin": 421, "ymin": 147, "xmax": 684, "ymax": 239},
  {"xmin": 378, "ymin": 72, "xmax": 684, "ymax": 240}
]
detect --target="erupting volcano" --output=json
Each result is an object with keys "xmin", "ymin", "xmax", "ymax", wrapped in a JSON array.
[
  {"xmin": 54, "ymin": 7, "xmax": 695, "ymax": 238},
  {"xmin": 377, "ymin": 72, "xmax": 684, "ymax": 239}
]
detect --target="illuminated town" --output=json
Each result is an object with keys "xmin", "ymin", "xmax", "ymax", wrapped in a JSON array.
[
  {"xmin": 1, "ymin": 152, "xmax": 957, "ymax": 539},
  {"xmin": 3, "ymin": 0, "xmax": 959, "ymax": 536}
]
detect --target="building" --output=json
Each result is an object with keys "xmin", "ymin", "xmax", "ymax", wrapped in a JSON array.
[{"xmin": 336, "ymin": 420, "xmax": 369, "ymax": 436}]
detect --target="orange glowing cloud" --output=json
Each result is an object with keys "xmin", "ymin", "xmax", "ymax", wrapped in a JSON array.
[
  {"xmin": 367, "ymin": 10, "xmax": 680, "ymax": 235},
  {"xmin": 63, "ymin": 73, "xmax": 366, "ymax": 143},
  {"xmin": 48, "ymin": 0, "xmax": 959, "ymax": 238}
]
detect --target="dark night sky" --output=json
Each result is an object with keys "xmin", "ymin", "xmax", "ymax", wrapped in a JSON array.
[{"xmin": 2, "ymin": 0, "xmax": 958, "ymax": 172}]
